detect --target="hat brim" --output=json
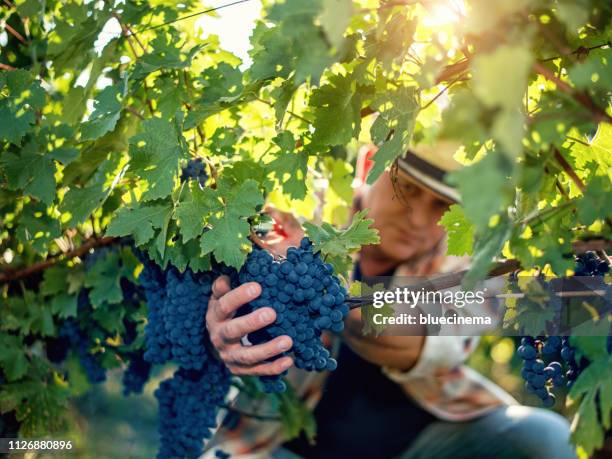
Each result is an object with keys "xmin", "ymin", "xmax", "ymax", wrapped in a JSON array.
[{"xmin": 396, "ymin": 153, "xmax": 461, "ymax": 204}]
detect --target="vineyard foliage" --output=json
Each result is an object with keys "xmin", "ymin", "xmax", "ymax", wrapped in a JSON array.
[{"xmin": 0, "ymin": 0, "xmax": 611, "ymax": 456}]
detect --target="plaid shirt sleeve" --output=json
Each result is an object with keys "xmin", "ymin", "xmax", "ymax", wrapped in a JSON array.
[{"xmin": 202, "ymin": 253, "xmax": 518, "ymax": 458}]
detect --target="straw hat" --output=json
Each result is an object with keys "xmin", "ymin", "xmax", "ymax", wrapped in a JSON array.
[{"xmin": 395, "ymin": 141, "xmax": 463, "ymax": 203}]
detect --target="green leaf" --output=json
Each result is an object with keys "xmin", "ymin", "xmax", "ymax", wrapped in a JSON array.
[
  {"xmin": 569, "ymin": 354, "xmax": 612, "ymax": 456},
  {"xmin": 577, "ymin": 175, "xmax": 612, "ymax": 225},
  {"xmin": 175, "ymin": 185, "xmax": 220, "ymax": 242},
  {"xmin": 80, "ymin": 79, "xmax": 127, "ymax": 141},
  {"xmin": 304, "ymin": 209, "xmax": 379, "ymax": 274},
  {"xmin": 0, "ymin": 149, "xmax": 56, "ymax": 204},
  {"xmin": 106, "ymin": 203, "xmax": 174, "ymax": 246},
  {"xmin": 462, "ymin": 215, "xmax": 511, "ymax": 289},
  {"xmin": 200, "ymin": 217, "xmax": 251, "ymax": 268},
  {"xmin": 310, "ymin": 73, "xmax": 362, "ymax": 147},
  {"xmin": 199, "ymin": 180, "xmax": 264, "ymax": 268},
  {"xmin": 83, "ymin": 251, "xmax": 125, "ymax": 307},
  {"xmin": 0, "ymin": 100, "xmax": 36, "ymax": 146},
  {"xmin": 132, "ymin": 33, "xmax": 205, "ymax": 80},
  {"xmin": 276, "ymin": 384, "xmax": 316, "ymax": 442},
  {"xmin": 367, "ymin": 87, "xmax": 419, "ymax": 184},
  {"xmin": 129, "ymin": 117, "xmax": 183, "ymax": 201},
  {"xmin": 320, "ymin": 0, "xmax": 353, "ymax": 49},
  {"xmin": 41, "ymin": 266, "xmax": 70, "ymax": 296},
  {"xmin": 446, "ymin": 152, "xmax": 515, "ymax": 231},
  {"xmin": 61, "ymin": 157, "xmax": 126, "ymax": 226},
  {"xmin": 472, "ymin": 44, "xmax": 532, "ymax": 110},
  {"xmin": 439, "ymin": 204, "xmax": 474, "ymax": 256},
  {"xmin": 0, "ymin": 335, "xmax": 29, "ymax": 381},
  {"xmin": 267, "ymin": 131, "xmax": 309, "ymax": 200},
  {"xmin": 51, "ymin": 294, "xmax": 78, "ymax": 319}
]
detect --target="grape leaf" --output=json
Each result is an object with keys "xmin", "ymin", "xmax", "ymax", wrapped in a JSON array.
[
  {"xmin": 439, "ymin": 204, "xmax": 474, "ymax": 256},
  {"xmin": 175, "ymin": 185, "xmax": 220, "ymax": 242},
  {"xmin": 61, "ymin": 158, "xmax": 126, "ymax": 226},
  {"xmin": 446, "ymin": 152, "xmax": 515, "ymax": 231},
  {"xmin": 461, "ymin": 215, "xmax": 512, "ymax": 290},
  {"xmin": 267, "ymin": 131, "xmax": 309, "ymax": 200},
  {"xmin": 310, "ymin": 74, "xmax": 362, "ymax": 147},
  {"xmin": 569, "ymin": 354, "xmax": 612, "ymax": 455},
  {"xmin": 0, "ymin": 335, "xmax": 29, "ymax": 381},
  {"xmin": 367, "ymin": 87, "xmax": 419, "ymax": 184},
  {"xmin": 129, "ymin": 117, "xmax": 183, "ymax": 201},
  {"xmin": 83, "ymin": 251, "xmax": 126, "ymax": 307},
  {"xmin": 472, "ymin": 44, "xmax": 532, "ymax": 110},
  {"xmin": 0, "ymin": 100, "xmax": 36, "ymax": 146},
  {"xmin": 80, "ymin": 79, "xmax": 127, "ymax": 141},
  {"xmin": 320, "ymin": 0, "xmax": 353, "ymax": 49},
  {"xmin": 131, "ymin": 33, "xmax": 205, "ymax": 80},
  {"xmin": 0, "ymin": 150, "xmax": 56, "ymax": 204},
  {"xmin": 304, "ymin": 209, "xmax": 379, "ymax": 274},
  {"xmin": 106, "ymin": 203, "xmax": 173, "ymax": 246},
  {"xmin": 199, "ymin": 179, "xmax": 264, "ymax": 268},
  {"xmin": 50, "ymin": 294, "xmax": 78, "ymax": 319},
  {"xmin": 577, "ymin": 175, "xmax": 612, "ymax": 225}
]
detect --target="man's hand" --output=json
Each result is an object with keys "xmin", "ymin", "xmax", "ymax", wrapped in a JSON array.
[
  {"xmin": 342, "ymin": 308, "xmax": 425, "ymax": 371},
  {"xmin": 206, "ymin": 276, "xmax": 294, "ymax": 375}
]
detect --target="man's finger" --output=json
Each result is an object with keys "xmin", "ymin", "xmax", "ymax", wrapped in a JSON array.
[
  {"xmin": 225, "ymin": 336, "xmax": 293, "ymax": 366},
  {"xmin": 211, "ymin": 275, "xmax": 232, "ymax": 299},
  {"xmin": 215, "ymin": 282, "xmax": 261, "ymax": 320},
  {"xmin": 221, "ymin": 307, "xmax": 277, "ymax": 341},
  {"xmin": 230, "ymin": 356, "xmax": 294, "ymax": 376}
]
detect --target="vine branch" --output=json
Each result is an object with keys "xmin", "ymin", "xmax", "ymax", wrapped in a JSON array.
[
  {"xmin": 348, "ymin": 239, "xmax": 612, "ymax": 309},
  {"xmin": 0, "ymin": 237, "xmax": 118, "ymax": 284}
]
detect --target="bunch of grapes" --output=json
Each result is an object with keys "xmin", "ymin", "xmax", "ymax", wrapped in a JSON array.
[
  {"xmin": 155, "ymin": 359, "xmax": 230, "ymax": 459},
  {"xmin": 139, "ymin": 257, "xmax": 216, "ymax": 369},
  {"xmin": 238, "ymin": 237, "xmax": 349, "ymax": 392},
  {"xmin": 517, "ymin": 251, "xmax": 610, "ymax": 407},
  {"xmin": 139, "ymin": 256, "xmax": 172, "ymax": 364},
  {"xmin": 163, "ymin": 268, "xmax": 214, "ymax": 369},
  {"xmin": 122, "ymin": 351, "xmax": 153, "ymax": 396},
  {"xmin": 59, "ymin": 318, "xmax": 107, "ymax": 384},
  {"xmin": 180, "ymin": 158, "xmax": 208, "ymax": 187}
]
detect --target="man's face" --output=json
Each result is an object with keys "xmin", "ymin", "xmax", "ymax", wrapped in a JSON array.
[{"xmin": 362, "ymin": 170, "xmax": 451, "ymax": 262}]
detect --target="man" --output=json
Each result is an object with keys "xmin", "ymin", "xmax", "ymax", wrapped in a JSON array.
[{"xmin": 203, "ymin": 143, "xmax": 577, "ymax": 459}]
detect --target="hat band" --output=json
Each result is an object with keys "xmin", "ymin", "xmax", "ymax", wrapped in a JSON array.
[{"xmin": 396, "ymin": 153, "xmax": 461, "ymax": 203}]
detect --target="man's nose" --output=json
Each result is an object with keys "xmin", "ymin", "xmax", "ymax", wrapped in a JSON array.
[{"xmin": 406, "ymin": 204, "xmax": 436, "ymax": 230}]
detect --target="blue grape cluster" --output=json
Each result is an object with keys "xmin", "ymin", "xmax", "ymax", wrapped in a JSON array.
[
  {"xmin": 239, "ymin": 237, "xmax": 349, "ymax": 392},
  {"xmin": 59, "ymin": 319, "xmax": 106, "ymax": 384},
  {"xmin": 155, "ymin": 359, "xmax": 230, "ymax": 459},
  {"xmin": 215, "ymin": 450, "xmax": 231, "ymax": 459},
  {"xmin": 574, "ymin": 251, "xmax": 610, "ymax": 276},
  {"xmin": 517, "ymin": 252, "xmax": 610, "ymax": 407},
  {"xmin": 518, "ymin": 337, "xmax": 562, "ymax": 407},
  {"xmin": 122, "ymin": 351, "xmax": 153, "ymax": 396},
  {"xmin": 181, "ymin": 158, "xmax": 208, "ymax": 187},
  {"xmin": 164, "ymin": 269, "xmax": 214, "ymax": 369},
  {"xmin": 139, "ymin": 257, "xmax": 215, "ymax": 369},
  {"xmin": 139, "ymin": 257, "xmax": 172, "ymax": 364}
]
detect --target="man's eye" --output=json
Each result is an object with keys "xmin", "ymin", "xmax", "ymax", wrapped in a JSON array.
[
  {"xmin": 436, "ymin": 200, "xmax": 450, "ymax": 210},
  {"xmin": 401, "ymin": 183, "xmax": 418, "ymax": 195}
]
